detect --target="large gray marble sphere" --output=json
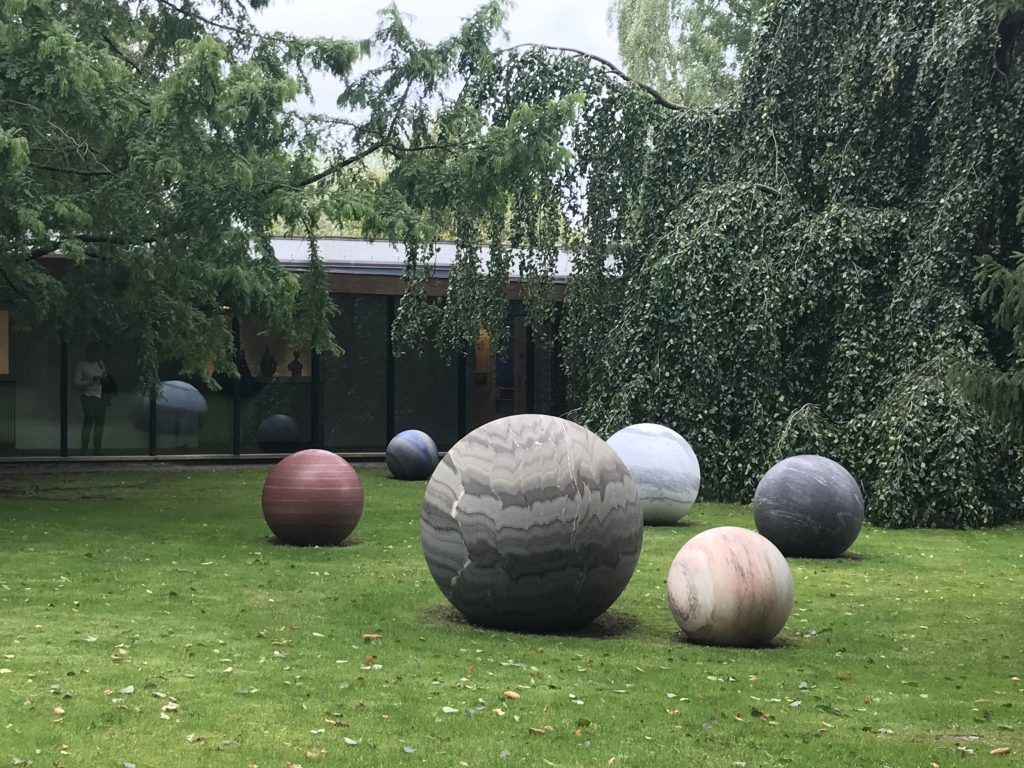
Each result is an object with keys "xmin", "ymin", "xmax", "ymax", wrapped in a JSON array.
[
  {"xmin": 753, "ymin": 455, "xmax": 865, "ymax": 558},
  {"xmin": 607, "ymin": 423, "xmax": 701, "ymax": 525},
  {"xmin": 667, "ymin": 526, "xmax": 793, "ymax": 647},
  {"xmin": 421, "ymin": 414, "xmax": 643, "ymax": 632}
]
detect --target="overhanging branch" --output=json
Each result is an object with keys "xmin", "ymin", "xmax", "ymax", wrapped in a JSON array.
[{"xmin": 499, "ymin": 43, "xmax": 688, "ymax": 112}]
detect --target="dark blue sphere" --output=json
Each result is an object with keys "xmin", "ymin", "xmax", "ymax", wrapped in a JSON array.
[{"xmin": 386, "ymin": 429, "xmax": 439, "ymax": 481}]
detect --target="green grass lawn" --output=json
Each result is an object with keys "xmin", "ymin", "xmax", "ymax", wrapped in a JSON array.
[{"xmin": 1, "ymin": 468, "xmax": 1021, "ymax": 768}]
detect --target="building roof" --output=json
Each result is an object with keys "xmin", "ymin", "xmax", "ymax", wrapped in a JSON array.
[{"xmin": 270, "ymin": 236, "xmax": 574, "ymax": 280}]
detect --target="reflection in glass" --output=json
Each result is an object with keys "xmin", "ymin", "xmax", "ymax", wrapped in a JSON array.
[
  {"xmin": 321, "ymin": 295, "xmax": 387, "ymax": 450},
  {"xmin": 238, "ymin": 319, "xmax": 311, "ymax": 453},
  {"xmin": 67, "ymin": 339, "xmax": 149, "ymax": 456},
  {"xmin": 394, "ymin": 340, "xmax": 461, "ymax": 450},
  {"xmin": 6, "ymin": 324, "xmax": 60, "ymax": 456}
]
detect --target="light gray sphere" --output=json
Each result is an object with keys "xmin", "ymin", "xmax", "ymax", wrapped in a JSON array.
[
  {"xmin": 667, "ymin": 526, "xmax": 793, "ymax": 647},
  {"xmin": 386, "ymin": 429, "xmax": 439, "ymax": 481},
  {"xmin": 130, "ymin": 380, "xmax": 207, "ymax": 436},
  {"xmin": 607, "ymin": 423, "xmax": 701, "ymax": 525},
  {"xmin": 753, "ymin": 455, "xmax": 865, "ymax": 558},
  {"xmin": 421, "ymin": 414, "xmax": 643, "ymax": 632}
]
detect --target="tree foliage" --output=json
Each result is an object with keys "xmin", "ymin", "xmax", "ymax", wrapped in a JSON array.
[
  {"xmin": 0, "ymin": 0, "xmax": 522, "ymax": 387},
  {"xmin": 608, "ymin": 0, "xmax": 764, "ymax": 106},
  {"xmin": 390, "ymin": 0, "xmax": 1024, "ymax": 528}
]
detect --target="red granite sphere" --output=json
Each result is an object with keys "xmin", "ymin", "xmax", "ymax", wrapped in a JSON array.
[{"xmin": 262, "ymin": 449, "xmax": 363, "ymax": 545}]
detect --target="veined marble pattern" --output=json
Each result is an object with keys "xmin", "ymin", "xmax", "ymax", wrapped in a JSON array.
[
  {"xmin": 386, "ymin": 429, "xmax": 439, "ymax": 481},
  {"xmin": 753, "ymin": 455, "xmax": 864, "ymax": 558},
  {"xmin": 421, "ymin": 414, "xmax": 643, "ymax": 632},
  {"xmin": 667, "ymin": 526, "xmax": 793, "ymax": 647},
  {"xmin": 607, "ymin": 424, "xmax": 701, "ymax": 525}
]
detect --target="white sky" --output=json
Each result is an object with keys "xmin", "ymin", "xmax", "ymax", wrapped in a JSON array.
[{"xmin": 253, "ymin": 0, "xmax": 621, "ymax": 111}]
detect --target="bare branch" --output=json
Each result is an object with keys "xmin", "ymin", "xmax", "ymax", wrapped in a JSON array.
[
  {"xmin": 152, "ymin": 0, "xmax": 292, "ymax": 44},
  {"xmin": 499, "ymin": 43, "xmax": 688, "ymax": 112},
  {"xmin": 33, "ymin": 163, "xmax": 120, "ymax": 177},
  {"xmin": 755, "ymin": 183, "xmax": 783, "ymax": 198},
  {"xmin": 295, "ymin": 139, "xmax": 390, "ymax": 189}
]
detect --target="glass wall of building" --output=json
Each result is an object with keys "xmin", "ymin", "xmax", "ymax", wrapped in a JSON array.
[
  {"xmin": 5, "ymin": 320, "xmax": 61, "ymax": 456},
  {"xmin": 152, "ymin": 368, "xmax": 234, "ymax": 455},
  {"xmin": 321, "ymin": 295, "xmax": 389, "ymax": 450},
  {"xmin": 394, "ymin": 340, "xmax": 462, "ymax": 450},
  {"xmin": 2, "ymin": 294, "xmax": 565, "ymax": 459},
  {"xmin": 66, "ymin": 338, "xmax": 149, "ymax": 456},
  {"xmin": 237, "ymin": 320, "xmax": 312, "ymax": 453}
]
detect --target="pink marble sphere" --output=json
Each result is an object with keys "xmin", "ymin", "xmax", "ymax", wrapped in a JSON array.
[
  {"xmin": 667, "ymin": 526, "xmax": 793, "ymax": 647},
  {"xmin": 262, "ymin": 449, "xmax": 364, "ymax": 546}
]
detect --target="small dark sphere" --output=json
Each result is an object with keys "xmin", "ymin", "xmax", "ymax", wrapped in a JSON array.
[
  {"xmin": 257, "ymin": 414, "xmax": 302, "ymax": 453},
  {"xmin": 753, "ymin": 455, "xmax": 864, "ymax": 558},
  {"xmin": 130, "ymin": 380, "xmax": 207, "ymax": 436},
  {"xmin": 262, "ymin": 449, "xmax": 363, "ymax": 546},
  {"xmin": 386, "ymin": 429, "xmax": 439, "ymax": 480}
]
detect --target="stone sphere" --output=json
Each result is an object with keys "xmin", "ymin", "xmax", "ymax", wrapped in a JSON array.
[
  {"xmin": 386, "ymin": 429, "xmax": 439, "ymax": 481},
  {"xmin": 421, "ymin": 414, "xmax": 642, "ymax": 632},
  {"xmin": 607, "ymin": 423, "xmax": 701, "ymax": 525},
  {"xmin": 130, "ymin": 380, "xmax": 208, "ymax": 435},
  {"xmin": 753, "ymin": 455, "xmax": 865, "ymax": 558},
  {"xmin": 257, "ymin": 414, "xmax": 302, "ymax": 453},
  {"xmin": 262, "ymin": 449, "xmax": 363, "ymax": 546},
  {"xmin": 667, "ymin": 526, "xmax": 793, "ymax": 647}
]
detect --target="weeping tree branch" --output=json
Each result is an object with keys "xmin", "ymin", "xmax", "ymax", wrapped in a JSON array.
[{"xmin": 499, "ymin": 43, "xmax": 688, "ymax": 111}]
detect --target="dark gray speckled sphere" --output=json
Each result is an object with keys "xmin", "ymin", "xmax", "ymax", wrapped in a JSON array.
[
  {"xmin": 753, "ymin": 455, "xmax": 864, "ymax": 558},
  {"xmin": 257, "ymin": 414, "xmax": 302, "ymax": 453},
  {"xmin": 421, "ymin": 414, "xmax": 643, "ymax": 632}
]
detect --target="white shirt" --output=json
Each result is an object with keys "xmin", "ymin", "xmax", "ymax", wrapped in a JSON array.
[{"xmin": 75, "ymin": 359, "xmax": 106, "ymax": 398}]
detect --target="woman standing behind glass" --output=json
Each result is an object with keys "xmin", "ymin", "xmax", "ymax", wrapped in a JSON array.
[{"xmin": 75, "ymin": 342, "xmax": 109, "ymax": 455}]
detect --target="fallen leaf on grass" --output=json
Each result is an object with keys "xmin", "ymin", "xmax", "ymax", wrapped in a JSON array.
[
  {"xmin": 161, "ymin": 702, "xmax": 179, "ymax": 712},
  {"xmin": 441, "ymin": 706, "xmax": 459, "ymax": 714},
  {"xmin": 120, "ymin": 686, "xmax": 134, "ymax": 695},
  {"xmin": 990, "ymin": 748, "xmax": 1011, "ymax": 756},
  {"xmin": 362, "ymin": 634, "xmax": 383, "ymax": 641},
  {"xmin": 53, "ymin": 707, "xmax": 65, "ymax": 716},
  {"xmin": 503, "ymin": 691, "xmax": 521, "ymax": 700},
  {"xmin": 343, "ymin": 737, "xmax": 358, "ymax": 747}
]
